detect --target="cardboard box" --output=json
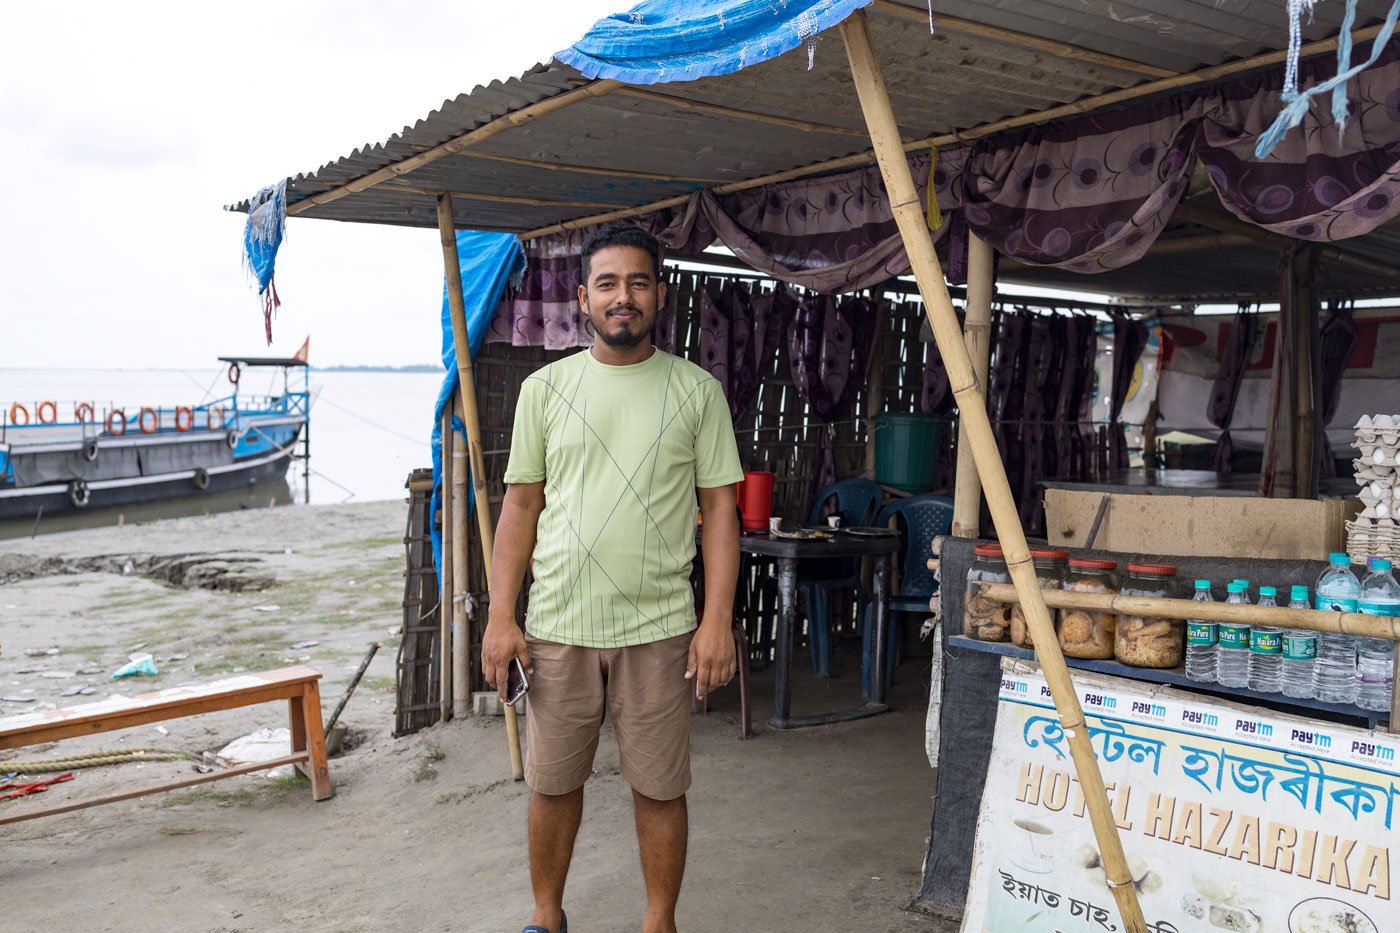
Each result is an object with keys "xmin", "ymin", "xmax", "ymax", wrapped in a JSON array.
[{"xmin": 1045, "ymin": 489, "xmax": 1360, "ymax": 560}]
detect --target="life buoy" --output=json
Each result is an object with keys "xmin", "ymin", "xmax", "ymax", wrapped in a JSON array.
[
  {"xmin": 227, "ymin": 363, "xmax": 241, "ymax": 384},
  {"xmin": 138, "ymin": 407, "xmax": 159, "ymax": 434},
  {"xmin": 106, "ymin": 409, "xmax": 127, "ymax": 436},
  {"xmin": 68, "ymin": 479, "xmax": 90, "ymax": 509},
  {"xmin": 206, "ymin": 406, "xmax": 225, "ymax": 430},
  {"xmin": 82, "ymin": 438, "xmax": 99, "ymax": 463},
  {"xmin": 36, "ymin": 401, "xmax": 57, "ymax": 424},
  {"xmin": 192, "ymin": 467, "xmax": 211, "ymax": 490},
  {"xmin": 8, "ymin": 403, "xmax": 29, "ymax": 426},
  {"xmin": 75, "ymin": 402, "xmax": 94, "ymax": 423},
  {"xmin": 175, "ymin": 407, "xmax": 194, "ymax": 432},
  {"xmin": 226, "ymin": 429, "xmax": 240, "ymax": 450}
]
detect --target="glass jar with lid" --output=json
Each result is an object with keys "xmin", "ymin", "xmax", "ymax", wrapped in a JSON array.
[
  {"xmin": 1057, "ymin": 559, "xmax": 1119, "ymax": 659},
  {"xmin": 1010, "ymin": 549, "xmax": 1069, "ymax": 649},
  {"xmin": 1114, "ymin": 563, "xmax": 1184, "ymax": 668},
  {"xmin": 964, "ymin": 544, "xmax": 1013, "ymax": 641}
]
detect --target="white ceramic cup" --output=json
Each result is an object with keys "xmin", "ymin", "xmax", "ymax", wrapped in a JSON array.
[{"xmin": 827, "ymin": 516, "xmax": 841, "ymax": 529}]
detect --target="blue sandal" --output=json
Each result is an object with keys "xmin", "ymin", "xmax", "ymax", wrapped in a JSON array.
[{"xmin": 522, "ymin": 912, "xmax": 567, "ymax": 933}]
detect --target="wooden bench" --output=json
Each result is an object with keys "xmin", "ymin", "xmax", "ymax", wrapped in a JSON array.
[{"xmin": 0, "ymin": 665, "xmax": 331, "ymax": 824}]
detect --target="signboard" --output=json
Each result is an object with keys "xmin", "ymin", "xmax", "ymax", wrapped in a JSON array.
[{"xmin": 962, "ymin": 661, "xmax": 1398, "ymax": 933}]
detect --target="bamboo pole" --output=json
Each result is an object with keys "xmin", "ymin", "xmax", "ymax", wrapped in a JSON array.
[
  {"xmin": 869, "ymin": 0, "xmax": 1174, "ymax": 79},
  {"xmin": 439, "ymin": 405, "xmax": 454, "ymax": 721},
  {"xmin": 976, "ymin": 582, "xmax": 1400, "ymax": 641},
  {"xmin": 522, "ymin": 20, "xmax": 1397, "ymax": 241},
  {"xmin": 436, "ymin": 193, "xmax": 524, "ymax": 780},
  {"xmin": 1292, "ymin": 246, "xmax": 1319, "ymax": 500},
  {"xmin": 838, "ymin": 12, "xmax": 1146, "ymax": 930},
  {"xmin": 383, "ymin": 182, "xmax": 622, "ymax": 210},
  {"xmin": 451, "ymin": 394, "xmax": 471, "ymax": 719},
  {"xmin": 619, "ymin": 87, "xmax": 875, "ymax": 137},
  {"xmin": 459, "ymin": 149, "xmax": 727, "ymax": 184},
  {"xmin": 950, "ymin": 233, "xmax": 994, "ymax": 538},
  {"xmin": 286, "ymin": 79, "xmax": 623, "ymax": 216}
]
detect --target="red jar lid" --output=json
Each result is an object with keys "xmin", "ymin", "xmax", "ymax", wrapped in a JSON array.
[
  {"xmin": 1127, "ymin": 562, "xmax": 1177, "ymax": 575},
  {"xmin": 1030, "ymin": 548, "xmax": 1069, "ymax": 559},
  {"xmin": 973, "ymin": 544, "xmax": 1004, "ymax": 557},
  {"xmin": 1069, "ymin": 558, "xmax": 1117, "ymax": 570}
]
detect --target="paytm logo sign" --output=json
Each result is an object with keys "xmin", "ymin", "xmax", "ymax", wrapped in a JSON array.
[
  {"xmin": 1132, "ymin": 701, "xmax": 1167, "ymax": 718},
  {"xmin": 1083, "ymin": 692, "xmax": 1117, "ymax": 710},
  {"xmin": 1291, "ymin": 729, "xmax": 1332, "ymax": 750},
  {"xmin": 1182, "ymin": 709, "xmax": 1219, "ymax": 728},
  {"xmin": 1000, "ymin": 678, "xmax": 1028, "ymax": 695},
  {"xmin": 1236, "ymin": 719, "xmax": 1274, "ymax": 738},
  {"xmin": 1352, "ymin": 740, "xmax": 1397, "ymax": 762}
]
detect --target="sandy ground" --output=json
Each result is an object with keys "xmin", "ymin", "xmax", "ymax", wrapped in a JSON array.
[{"xmin": 0, "ymin": 502, "xmax": 952, "ymax": 933}]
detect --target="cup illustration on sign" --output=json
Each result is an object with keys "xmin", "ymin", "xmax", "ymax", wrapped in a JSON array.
[
  {"xmin": 1288, "ymin": 897, "xmax": 1376, "ymax": 933},
  {"xmin": 1007, "ymin": 818, "xmax": 1056, "ymax": 874}
]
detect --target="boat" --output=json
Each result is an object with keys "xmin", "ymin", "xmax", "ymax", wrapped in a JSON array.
[{"xmin": 0, "ymin": 356, "xmax": 309, "ymax": 522}]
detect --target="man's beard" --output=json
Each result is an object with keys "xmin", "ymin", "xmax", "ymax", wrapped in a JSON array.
[{"xmin": 597, "ymin": 308, "xmax": 653, "ymax": 349}]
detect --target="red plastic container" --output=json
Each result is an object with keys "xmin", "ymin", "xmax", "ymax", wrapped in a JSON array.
[{"xmin": 737, "ymin": 470, "xmax": 774, "ymax": 532}]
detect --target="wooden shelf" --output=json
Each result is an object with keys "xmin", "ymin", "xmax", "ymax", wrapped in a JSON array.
[{"xmin": 948, "ymin": 634, "xmax": 1387, "ymax": 729}]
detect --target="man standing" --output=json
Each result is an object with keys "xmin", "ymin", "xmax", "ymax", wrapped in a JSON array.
[{"xmin": 482, "ymin": 223, "xmax": 743, "ymax": 933}]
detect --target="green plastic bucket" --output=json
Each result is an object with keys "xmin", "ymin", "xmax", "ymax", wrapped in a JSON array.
[{"xmin": 873, "ymin": 412, "xmax": 942, "ymax": 492}]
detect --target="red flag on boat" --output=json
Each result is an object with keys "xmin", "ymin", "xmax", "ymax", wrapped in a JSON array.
[{"xmin": 292, "ymin": 337, "xmax": 309, "ymax": 363}]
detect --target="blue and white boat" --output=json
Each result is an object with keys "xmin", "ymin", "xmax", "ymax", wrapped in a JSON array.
[{"xmin": 0, "ymin": 357, "xmax": 308, "ymax": 522}]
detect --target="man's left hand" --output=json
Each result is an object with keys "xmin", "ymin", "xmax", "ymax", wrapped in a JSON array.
[{"xmin": 686, "ymin": 616, "xmax": 737, "ymax": 699}]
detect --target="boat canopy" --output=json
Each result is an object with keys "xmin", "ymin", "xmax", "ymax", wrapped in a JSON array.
[{"xmin": 217, "ymin": 356, "xmax": 309, "ymax": 368}]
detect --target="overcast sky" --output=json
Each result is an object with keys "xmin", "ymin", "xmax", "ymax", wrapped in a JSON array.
[{"xmin": 0, "ymin": 2, "xmax": 622, "ymax": 370}]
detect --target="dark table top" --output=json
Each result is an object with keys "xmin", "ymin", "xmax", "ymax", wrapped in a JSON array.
[{"xmin": 737, "ymin": 528, "xmax": 901, "ymax": 559}]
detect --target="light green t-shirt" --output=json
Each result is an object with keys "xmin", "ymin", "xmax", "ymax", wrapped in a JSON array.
[{"xmin": 503, "ymin": 348, "xmax": 743, "ymax": 648}]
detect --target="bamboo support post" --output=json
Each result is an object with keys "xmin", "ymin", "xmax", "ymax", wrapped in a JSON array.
[
  {"xmin": 439, "ymin": 406, "xmax": 454, "ymax": 721},
  {"xmin": 951, "ymin": 233, "xmax": 994, "ymax": 538},
  {"xmin": 450, "ymin": 394, "xmax": 471, "ymax": 719},
  {"xmin": 436, "ymin": 193, "xmax": 524, "ymax": 780},
  {"xmin": 839, "ymin": 12, "xmax": 1147, "ymax": 931},
  {"xmin": 975, "ymin": 582, "xmax": 1400, "ymax": 641},
  {"xmin": 1292, "ymin": 246, "xmax": 1318, "ymax": 500}
]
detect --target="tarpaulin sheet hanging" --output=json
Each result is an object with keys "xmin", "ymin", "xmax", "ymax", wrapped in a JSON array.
[
  {"xmin": 555, "ymin": 0, "xmax": 873, "ymax": 85},
  {"xmin": 430, "ymin": 231, "xmax": 526, "ymax": 577}
]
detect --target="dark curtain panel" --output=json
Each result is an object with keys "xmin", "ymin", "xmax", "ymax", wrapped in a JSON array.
[
  {"xmin": 698, "ymin": 279, "xmax": 796, "ymax": 422},
  {"xmin": 1108, "ymin": 314, "xmax": 1149, "ymax": 470},
  {"xmin": 1207, "ymin": 306, "xmax": 1260, "ymax": 472},
  {"xmin": 1317, "ymin": 298, "xmax": 1360, "ymax": 479}
]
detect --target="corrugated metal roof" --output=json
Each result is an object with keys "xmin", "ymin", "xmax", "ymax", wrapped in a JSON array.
[{"xmin": 230, "ymin": 2, "xmax": 1400, "ymax": 298}]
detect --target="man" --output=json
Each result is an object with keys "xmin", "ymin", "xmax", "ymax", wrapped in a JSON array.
[{"xmin": 482, "ymin": 223, "xmax": 743, "ymax": 933}]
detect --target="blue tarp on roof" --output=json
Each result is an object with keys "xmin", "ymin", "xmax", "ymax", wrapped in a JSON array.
[
  {"xmin": 555, "ymin": 0, "xmax": 873, "ymax": 85},
  {"xmin": 430, "ymin": 231, "xmax": 525, "ymax": 577}
]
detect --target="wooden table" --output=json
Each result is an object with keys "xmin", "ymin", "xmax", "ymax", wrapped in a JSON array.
[
  {"xmin": 1040, "ymin": 468, "xmax": 1357, "ymax": 499},
  {"xmin": 739, "ymin": 531, "xmax": 900, "ymax": 730}
]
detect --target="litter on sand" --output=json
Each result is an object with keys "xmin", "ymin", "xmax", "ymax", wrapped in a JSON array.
[{"xmin": 289, "ymin": 641, "xmax": 318, "ymax": 649}]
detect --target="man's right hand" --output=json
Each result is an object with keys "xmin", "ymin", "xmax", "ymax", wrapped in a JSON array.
[{"xmin": 481, "ymin": 615, "xmax": 532, "ymax": 701}]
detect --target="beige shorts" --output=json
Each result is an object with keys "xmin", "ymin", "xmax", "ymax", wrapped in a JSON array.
[{"xmin": 523, "ymin": 631, "xmax": 693, "ymax": 801}]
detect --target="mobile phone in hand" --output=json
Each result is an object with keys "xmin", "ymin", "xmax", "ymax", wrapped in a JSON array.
[{"xmin": 504, "ymin": 656, "xmax": 529, "ymax": 707}]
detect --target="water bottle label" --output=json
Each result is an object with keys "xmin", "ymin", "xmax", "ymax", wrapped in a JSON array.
[
  {"xmin": 1316, "ymin": 596, "xmax": 1358, "ymax": 612},
  {"xmin": 1358, "ymin": 670, "xmax": 1393, "ymax": 685},
  {"xmin": 1358, "ymin": 601, "xmax": 1400, "ymax": 616},
  {"xmin": 1249, "ymin": 630, "xmax": 1282, "ymax": 655},
  {"xmin": 1282, "ymin": 634, "xmax": 1317, "ymax": 660},
  {"xmin": 1186, "ymin": 622, "xmax": 1218, "ymax": 646},
  {"xmin": 1219, "ymin": 624, "xmax": 1251, "ymax": 649}
]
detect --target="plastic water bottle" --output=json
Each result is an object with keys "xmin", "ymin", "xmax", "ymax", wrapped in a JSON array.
[
  {"xmin": 1217, "ymin": 582, "xmax": 1252, "ymax": 688},
  {"xmin": 1247, "ymin": 587, "xmax": 1282, "ymax": 693},
  {"xmin": 1185, "ymin": 580, "xmax": 1218, "ymax": 683},
  {"xmin": 1357, "ymin": 557, "xmax": 1399, "ymax": 712},
  {"xmin": 1314, "ymin": 552, "xmax": 1360, "ymax": 704},
  {"xmin": 1281, "ymin": 585, "xmax": 1317, "ymax": 700}
]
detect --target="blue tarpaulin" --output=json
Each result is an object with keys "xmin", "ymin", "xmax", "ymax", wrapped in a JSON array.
[
  {"xmin": 431, "ymin": 231, "xmax": 526, "ymax": 577},
  {"xmin": 555, "ymin": 0, "xmax": 873, "ymax": 85}
]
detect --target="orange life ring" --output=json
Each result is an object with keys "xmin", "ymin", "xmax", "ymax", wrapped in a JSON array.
[
  {"xmin": 206, "ymin": 406, "xmax": 225, "ymax": 430},
  {"xmin": 75, "ymin": 402, "xmax": 95, "ymax": 423},
  {"xmin": 106, "ymin": 408, "xmax": 127, "ymax": 435},
  {"xmin": 8, "ymin": 403, "xmax": 29, "ymax": 426},
  {"xmin": 138, "ymin": 407, "xmax": 159, "ymax": 434},
  {"xmin": 175, "ymin": 406, "xmax": 194, "ymax": 432},
  {"xmin": 36, "ymin": 401, "xmax": 57, "ymax": 424},
  {"xmin": 227, "ymin": 363, "xmax": 241, "ymax": 384}
]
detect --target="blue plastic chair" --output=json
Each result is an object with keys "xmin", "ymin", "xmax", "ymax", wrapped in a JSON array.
[
  {"xmin": 860, "ymin": 495, "xmax": 954, "ymax": 697},
  {"xmin": 797, "ymin": 478, "xmax": 883, "ymax": 676}
]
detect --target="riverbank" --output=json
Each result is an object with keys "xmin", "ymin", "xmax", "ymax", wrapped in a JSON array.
[{"xmin": 0, "ymin": 501, "xmax": 947, "ymax": 932}]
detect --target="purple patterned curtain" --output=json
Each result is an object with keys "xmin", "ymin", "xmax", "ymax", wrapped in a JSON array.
[
  {"xmin": 1108, "ymin": 314, "xmax": 1150, "ymax": 470},
  {"xmin": 697, "ymin": 279, "xmax": 796, "ymax": 421},
  {"xmin": 1207, "ymin": 306, "xmax": 1260, "ymax": 473},
  {"xmin": 921, "ymin": 306, "xmax": 964, "ymax": 414},
  {"xmin": 1317, "ymin": 298, "xmax": 1360, "ymax": 479},
  {"xmin": 790, "ymin": 293, "xmax": 883, "ymax": 498}
]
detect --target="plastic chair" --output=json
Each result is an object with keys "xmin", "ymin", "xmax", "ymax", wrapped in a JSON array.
[
  {"xmin": 690, "ymin": 615, "xmax": 753, "ymax": 739},
  {"xmin": 860, "ymin": 495, "xmax": 954, "ymax": 697},
  {"xmin": 797, "ymin": 478, "xmax": 883, "ymax": 676}
]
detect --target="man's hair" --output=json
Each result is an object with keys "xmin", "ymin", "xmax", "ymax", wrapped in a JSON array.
[{"xmin": 580, "ymin": 223, "xmax": 663, "ymax": 280}]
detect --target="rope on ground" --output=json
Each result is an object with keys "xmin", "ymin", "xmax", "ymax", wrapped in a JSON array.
[{"xmin": 0, "ymin": 748, "xmax": 200, "ymax": 773}]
